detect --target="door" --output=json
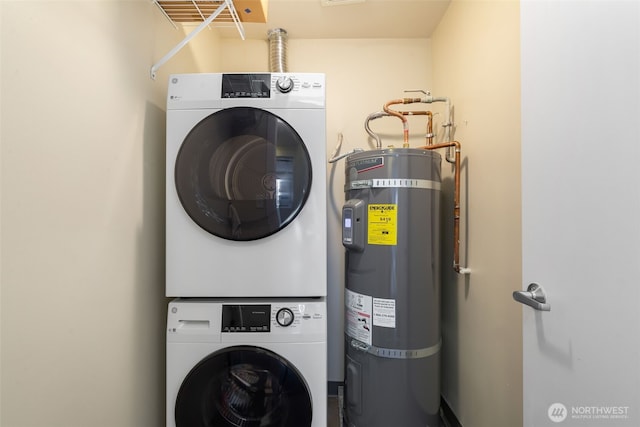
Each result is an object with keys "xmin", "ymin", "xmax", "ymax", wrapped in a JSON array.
[{"xmin": 519, "ymin": 1, "xmax": 640, "ymax": 426}]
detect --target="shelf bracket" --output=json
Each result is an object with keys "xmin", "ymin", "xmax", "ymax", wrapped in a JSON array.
[{"xmin": 150, "ymin": 0, "xmax": 246, "ymax": 80}]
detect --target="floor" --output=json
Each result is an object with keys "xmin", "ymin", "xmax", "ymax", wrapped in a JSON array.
[
  {"xmin": 328, "ymin": 394, "xmax": 455, "ymax": 427},
  {"xmin": 328, "ymin": 396, "xmax": 340, "ymax": 427}
]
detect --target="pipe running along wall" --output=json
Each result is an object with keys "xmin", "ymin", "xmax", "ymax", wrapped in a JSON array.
[
  {"xmin": 418, "ymin": 141, "xmax": 468, "ymax": 274},
  {"xmin": 381, "ymin": 97, "xmax": 469, "ymax": 274}
]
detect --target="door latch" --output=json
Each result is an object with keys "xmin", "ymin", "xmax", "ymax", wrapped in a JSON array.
[{"xmin": 513, "ymin": 283, "xmax": 551, "ymax": 311}]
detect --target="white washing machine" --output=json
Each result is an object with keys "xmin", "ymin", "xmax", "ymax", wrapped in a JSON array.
[
  {"xmin": 166, "ymin": 298, "xmax": 327, "ymax": 427},
  {"xmin": 166, "ymin": 73, "xmax": 327, "ymax": 297}
]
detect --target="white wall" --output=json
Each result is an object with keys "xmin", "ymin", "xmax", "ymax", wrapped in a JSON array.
[
  {"xmin": 0, "ymin": 1, "xmax": 3, "ymax": 421},
  {"xmin": 0, "ymin": 1, "xmax": 219, "ymax": 425},
  {"xmin": 431, "ymin": 1, "xmax": 522, "ymax": 426},
  {"xmin": 220, "ymin": 37, "xmax": 434, "ymax": 381}
]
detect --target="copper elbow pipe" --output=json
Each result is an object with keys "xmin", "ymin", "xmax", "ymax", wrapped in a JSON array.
[
  {"xmin": 383, "ymin": 98, "xmax": 421, "ymax": 148},
  {"xmin": 418, "ymin": 141, "xmax": 466, "ymax": 274}
]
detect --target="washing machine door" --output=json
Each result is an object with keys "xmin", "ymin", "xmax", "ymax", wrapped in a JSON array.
[
  {"xmin": 175, "ymin": 346, "xmax": 313, "ymax": 427},
  {"xmin": 175, "ymin": 107, "xmax": 312, "ymax": 241}
]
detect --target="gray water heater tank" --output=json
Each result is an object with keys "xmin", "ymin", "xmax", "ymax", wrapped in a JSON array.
[{"xmin": 342, "ymin": 148, "xmax": 442, "ymax": 427}]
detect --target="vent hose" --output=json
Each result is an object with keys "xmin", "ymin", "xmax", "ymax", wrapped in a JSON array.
[{"xmin": 267, "ymin": 28, "xmax": 288, "ymax": 72}]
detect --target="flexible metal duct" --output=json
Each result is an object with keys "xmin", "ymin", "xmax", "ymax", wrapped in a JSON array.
[{"xmin": 267, "ymin": 28, "xmax": 288, "ymax": 72}]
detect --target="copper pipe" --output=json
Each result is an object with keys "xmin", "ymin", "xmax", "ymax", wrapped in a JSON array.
[
  {"xmin": 366, "ymin": 110, "xmax": 434, "ymax": 148},
  {"xmin": 418, "ymin": 141, "xmax": 468, "ymax": 274},
  {"xmin": 399, "ymin": 110, "xmax": 434, "ymax": 145},
  {"xmin": 383, "ymin": 98, "xmax": 422, "ymax": 148}
]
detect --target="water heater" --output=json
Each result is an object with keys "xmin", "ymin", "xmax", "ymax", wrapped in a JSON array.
[{"xmin": 342, "ymin": 147, "xmax": 442, "ymax": 427}]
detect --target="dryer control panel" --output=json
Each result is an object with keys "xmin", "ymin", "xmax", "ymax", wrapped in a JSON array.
[
  {"xmin": 221, "ymin": 73, "xmax": 271, "ymax": 98},
  {"xmin": 167, "ymin": 73, "xmax": 325, "ymax": 110}
]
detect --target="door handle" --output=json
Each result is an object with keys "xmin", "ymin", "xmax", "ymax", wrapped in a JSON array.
[{"xmin": 513, "ymin": 283, "xmax": 550, "ymax": 311}]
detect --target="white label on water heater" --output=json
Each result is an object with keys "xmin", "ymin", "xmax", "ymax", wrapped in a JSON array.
[
  {"xmin": 373, "ymin": 298, "xmax": 396, "ymax": 328},
  {"xmin": 345, "ymin": 289, "xmax": 372, "ymax": 345}
]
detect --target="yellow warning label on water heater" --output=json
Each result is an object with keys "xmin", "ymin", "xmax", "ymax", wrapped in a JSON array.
[{"xmin": 367, "ymin": 204, "xmax": 397, "ymax": 246}]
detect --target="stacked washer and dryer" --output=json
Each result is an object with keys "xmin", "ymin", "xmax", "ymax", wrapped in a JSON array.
[{"xmin": 165, "ymin": 73, "xmax": 328, "ymax": 427}]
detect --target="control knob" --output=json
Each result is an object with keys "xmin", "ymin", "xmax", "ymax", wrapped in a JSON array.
[
  {"xmin": 276, "ymin": 308, "xmax": 294, "ymax": 327},
  {"xmin": 276, "ymin": 76, "xmax": 294, "ymax": 93}
]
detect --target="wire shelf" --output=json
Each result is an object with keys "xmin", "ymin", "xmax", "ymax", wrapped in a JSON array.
[
  {"xmin": 153, "ymin": 1, "xmax": 236, "ymax": 27},
  {"xmin": 150, "ymin": 0, "xmax": 248, "ymax": 79}
]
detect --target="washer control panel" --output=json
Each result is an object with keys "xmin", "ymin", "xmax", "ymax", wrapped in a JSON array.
[
  {"xmin": 167, "ymin": 299, "xmax": 326, "ymax": 341},
  {"xmin": 222, "ymin": 304, "xmax": 271, "ymax": 332},
  {"xmin": 217, "ymin": 302, "xmax": 325, "ymax": 332}
]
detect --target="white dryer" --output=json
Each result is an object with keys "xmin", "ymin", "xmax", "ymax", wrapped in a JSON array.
[
  {"xmin": 166, "ymin": 298, "xmax": 327, "ymax": 427},
  {"xmin": 166, "ymin": 73, "xmax": 327, "ymax": 297}
]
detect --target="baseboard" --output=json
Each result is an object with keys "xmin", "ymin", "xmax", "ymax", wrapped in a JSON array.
[
  {"xmin": 440, "ymin": 397, "xmax": 463, "ymax": 427},
  {"xmin": 328, "ymin": 381, "xmax": 342, "ymax": 396}
]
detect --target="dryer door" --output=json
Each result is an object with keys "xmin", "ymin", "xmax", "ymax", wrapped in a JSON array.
[
  {"xmin": 175, "ymin": 107, "xmax": 312, "ymax": 241},
  {"xmin": 175, "ymin": 346, "xmax": 313, "ymax": 427}
]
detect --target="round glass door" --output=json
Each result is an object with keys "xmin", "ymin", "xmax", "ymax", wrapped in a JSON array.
[
  {"xmin": 175, "ymin": 107, "xmax": 312, "ymax": 241},
  {"xmin": 175, "ymin": 346, "xmax": 313, "ymax": 427}
]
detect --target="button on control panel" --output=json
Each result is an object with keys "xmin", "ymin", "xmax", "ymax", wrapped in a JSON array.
[
  {"xmin": 276, "ymin": 307, "xmax": 295, "ymax": 327},
  {"xmin": 275, "ymin": 76, "xmax": 294, "ymax": 93}
]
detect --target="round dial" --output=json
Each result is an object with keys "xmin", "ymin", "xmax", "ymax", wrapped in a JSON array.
[
  {"xmin": 276, "ymin": 308, "xmax": 295, "ymax": 327},
  {"xmin": 276, "ymin": 77, "xmax": 294, "ymax": 93}
]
